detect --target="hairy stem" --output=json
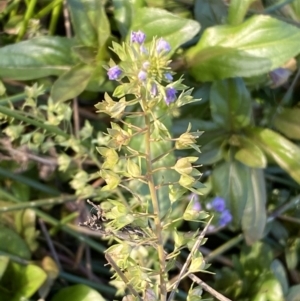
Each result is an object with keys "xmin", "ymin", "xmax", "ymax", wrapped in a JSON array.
[{"xmin": 145, "ymin": 113, "xmax": 167, "ymax": 301}]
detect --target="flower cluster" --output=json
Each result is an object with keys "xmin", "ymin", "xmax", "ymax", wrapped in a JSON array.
[
  {"xmin": 206, "ymin": 197, "xmax": 232, "ymax": 227},
  {"xmin": 106, "ymin": 30, "xmax": 178, "ymax": 106},
  {"xmin": 190, "ymin": 194, "xmax": 232, "ymax": 228}
]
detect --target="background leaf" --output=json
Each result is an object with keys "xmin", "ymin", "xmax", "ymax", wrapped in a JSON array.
[
  {"xmin": 248, "ymin": 127, "xmax": 300, "ymax": 184},
  {"xmin": 242, "ymin": 168, "xmax": 267, "ymax": 244},
  {"xmin": 211, "ymin": 159, "xmax": 249, "ymax": 227},
  {"xmin": 186, "ymin": 15, "xmax": 300, "ymax": 81},
  {"xmin": 51, "ymin": 64, "xmax": 95, "ymax": 102},
  {"xmin": 131, "ymin": 7, "xmax": 200, "ymax": 51},
  {"xmin": 51, "ymin": 284, "xmax": 106, "ymax": 301},
  {"xmin": 273, "ymin": 107, "xmax": 300, "ymax": 140},
  {"xmin": 210, "ymin": 78, "xmax": 252, "ymax": 130},
  {"xmin": 0, "ymin": 37, "xmax": 75, "ymax": 80}
]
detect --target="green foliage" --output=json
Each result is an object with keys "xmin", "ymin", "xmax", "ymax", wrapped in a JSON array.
[{"xmin": 1, "ymin": 0, "xmax": 300, "ymax": 300}]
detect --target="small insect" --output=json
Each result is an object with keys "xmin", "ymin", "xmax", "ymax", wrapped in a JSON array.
[
  {"xmin": 79, "ymin": 200, "xmax": 107, "ymax": 232},
  {"xmin": 79, "ymin": 200, "xmax": 147, "ymax": 240}
]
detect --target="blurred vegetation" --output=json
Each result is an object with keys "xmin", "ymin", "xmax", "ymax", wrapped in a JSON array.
[{"xmin": 1, "ymin": 0, "xmax": 300, "ymax": 300}]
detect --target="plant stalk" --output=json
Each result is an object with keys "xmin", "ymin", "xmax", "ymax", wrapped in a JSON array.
[{"xmin": 145, "ymin": 113, "xmax": 167, "ymax": 301}]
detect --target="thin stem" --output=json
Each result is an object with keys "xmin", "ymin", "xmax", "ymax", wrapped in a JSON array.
[
  {"xmin": 49, "ymin": 0, "xmax": 62, "ymax": 35},
  {"xmin": 167, "ymin": 216, "xmax": 213, "ymax": 301},
  {"xmin": 105, "ymin": 254, "xmax": 143, "ymax": 301},
  {"xmin": 17, "ymin": 0, "xmax": 38, "ymax": 41},
  {"xmin": 145, "ymin": 113, "xmax": 167, "ymax": 301}
]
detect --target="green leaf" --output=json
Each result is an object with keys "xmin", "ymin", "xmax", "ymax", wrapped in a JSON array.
[
  {"xmin": 194, "ymin": 0, "xmax": 227, "ymax": 34},
  {"xmin": 0, "ymin": 225, "xmax": 31, "ymax": 259},
  {"xmin": 1, "ymin": 262, "xmax": 47, "ymax": 301},
  {"xmin": 127, "ymin": 159, "xmax": 141, "ymax": 178},
  {"xmin": 113, "ymin": 0, "xmax": 145, "ymax": 37},
  {"xmin": 210, "ymin": 78, "xmax": 252, "ymax": 130},
  {"xmin": 212, "ymin": 159, "xmax": 249, "ymax": 227},
  {"xmin": 186, "ymin": 15, "xmax": 300, "ymax": 81},
  {"xmin": 286, "ymin": 285, "xmax": 300, "ymax": 301},
  {"xmin": 248, "ymin": 127, "xmax": 300, "ymax": 184},
  {"xmin": 273, "ymin": 107, "xmax": 300, "ymax": 140},
  {"xmin": 242, "ymin": 168, "xmax": 267, "ymax": 244},
  {"xmin": 131, "ymin": 7, "xmax": 200, "ymax": 52},
  {"xmin": 0, "ymin": 36, "xmax": 75, "ymax": 80},
  {"xmin": 235, "ymin": 136, "xmax": 267, "ymax": 168},
  {"xmin": 51, "ymin": 284, "xmax": 106, "ymax": 301},
  {"xmin": 51, "ymin": 64, "xmax": 94, "ymax": 102},
  {"xmin": 252, "ymin": 273, "xmax": 284, "ymax": 301},
  {"xmin": 198, "ymin": 136, "xmax": 225, "ymax": 165},
  {"xmin": 0, "ymin": 256, "xmax": 9, "ymax": 280},
  {"xmin": 66, "ymin": 0, "xmax": 97, "ymax": 47},
  {"xmin": 271, "ymin": 259, "xmax": 289, "ymax": 296},
  {"xmin": 227, "ymin": 0, "xmax": 257, "ymax": 25}
]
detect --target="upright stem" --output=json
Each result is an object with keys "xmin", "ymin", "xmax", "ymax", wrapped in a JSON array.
[{"xmin": 145, "ymin": 114, "xmax": 167, "ymax": 301}]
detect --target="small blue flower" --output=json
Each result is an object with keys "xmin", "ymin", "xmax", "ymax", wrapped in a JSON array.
[
  {"xmin": 140, "ymin": 45, "xmax": 148, "ymax": 54},
  {"xmin": 207, "ymin": 197, "xmax": 226, "ymax": 212},
  {"xmin": 165, "ymin": 87, "xmax": 176, "ymax": 105},
  {"xmin": 219, "ymin": 209, "xmax": 232, "ymax": 227},
  {"xmin": 156, "ymin": 38, "xmax": 171, "ymax": 53},
  {"xmin": 107, "ymin": 65, "xmax": 122, "ymax": 80},
  {"xmin": 151, "ymin": 83, "xmax": 158, "ymax": 96},
  {"xmin": 131, "ymin": 30, "xmax": 146, "ymax": 44},
  {"xmin": 164, "ymin": 73, "xmax": 173, "ymax": 81},
  {"xmin": 138, "ymin": 70, "xmax": 147, "ymax": 81}
]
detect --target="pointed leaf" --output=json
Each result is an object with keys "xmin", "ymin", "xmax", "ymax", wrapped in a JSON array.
[
  {"xmin": 235, "ymin": 136, "xmax": 267, "ymax": 168},
  {"xmin": 186, "ymin": 15, "xmax": 300, "ymax": 81},
  {"xmin": 212, "ymin": 160, "xmax": 249, "ymax": 227},
  {"xmin": 248, "ymin": 127, "xmax": 300, "ymax": 184},
  {"xmin": 227, "ymin": 0, "xmax": 257, "ymax": 25},
  {"xmin": 113, "ymin": 0, "xmax": 145, "ymax": 38},
  {"xmin": 131, "ymin": 7, "xmax": 200, "ymax": 52},
  {"xmin": 210, "ymin": 78, "xmax": 252, "ymax": 130},
  {"xmin": 0, "ymin": 36, "xmax": 75, "ymax": 80},
  {"xmin": 51, "ymin": 64, "xmax": 94, "ymax": 102},
  {"xmin": 51, "ymin": 284, "xmax": 105, "ymax": 301},
  {"xmin": 242, "ymin": 168, "xmax": 267, "ymax": 244},
  {"xmin": 273, "ymin": 107, "xmax": 300, "ymax": 140}
]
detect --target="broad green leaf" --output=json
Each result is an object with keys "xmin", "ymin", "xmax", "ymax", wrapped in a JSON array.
[
  {"xmin": 0, "ymin": 225, "xmax": 31, "ymax": 259},
  {"xmin": 273, "ymin": 107, "xmax": 300, "ymax": 140},
  {"xmin": 291, "ymin": 0, "xmax": 300, "ymax": 20},
  {"xmin": 271, "ymin": 259, "xmax": 289, "ymax": 296},
  {"xmin": 113, "ymin": 0, "xmax": 145, "ymax": 37},
  {"xmin": 198, "ymin": 136, "xmax": 225, "ymax": 165},
  {"xmin": 227, "ymin": 0, "xmax": 257, "ymax": 25},
  {"xmin": 186, "ymin": 15, "xmax": 300, "ymax": 81},
  {"xmin": 211, "ymin": 159, "xmax": 249, "ymax": 227},
  {"xmin": 286, "ymin": 285, "xmax": 300, "ymax": 301},
  {"xmin": 0, "ymin": 256, "xmax": 9, "ymax": 280},
  {"xmin": 194, "ymin": 0, "xmax": 227, "ymax": 35},
  {"xmin": 67, "ymin": 0, "xmax": 97, "ymax": 47},
  {"xmin": 1, "ymin": 262, "xmax": 47, "ymax": 301},
  {"xmin": 248, "ymin": 127, "xmax": 300, "ymax": 184},
  {"xmin": 0, "ymin": 36, "xmax": 75, "ymax": 80},
  {"xmin": 131, "ymin": 7, "xmax": 200, "ymax": 52},
  {"xmin": 51, "ymin": 64, "xmax": 94, "ymax": 102},
  {"xmin": 242, "ymin": 168, "xmax": 267, "ymax": 244},
  {"xmin": 210, "ymin": 78, "xmax": 252, "ymax": 130},
  {"xmin": 51, "ymin": 284, "xmax": 106, "ymax": 301},
  {"xmin": 252, "ymin": 273, "xmax": 284, "ymax": 301},
  {"xmin": 235, "ymin": 136, "xmax": 267, "ymax": 168}
]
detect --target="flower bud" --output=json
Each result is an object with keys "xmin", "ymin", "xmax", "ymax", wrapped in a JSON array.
[
  {"xmin": 107, "ymin": 66, "xmax": 122, "ymax": 80},
  {"xmin": 131, "ymin": 30, "xmax": 146, "ymax": 44},
  {"xmin": 156, "ymin": 38, "xmax": 171, "ymax": 53},
  {"xmin": 165, "ymin": 87, "xmax": 177, "ymax": 105}
]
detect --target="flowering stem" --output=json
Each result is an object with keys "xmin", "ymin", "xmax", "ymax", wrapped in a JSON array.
[{"xmin": 145, "ymin": 113, "xmax": 167, "ymax": 301}]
